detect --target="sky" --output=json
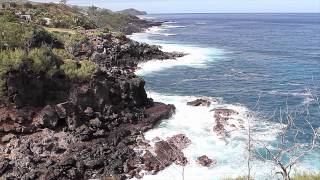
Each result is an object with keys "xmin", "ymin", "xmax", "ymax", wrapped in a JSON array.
[{"xmin": 33, "ymin": 0, "xmax": 320, "ymax": 14}]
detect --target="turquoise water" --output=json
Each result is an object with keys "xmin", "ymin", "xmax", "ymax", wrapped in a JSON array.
[{"xmin": 131, "ymin": 14, "xmax": 320, "ymax": 179}]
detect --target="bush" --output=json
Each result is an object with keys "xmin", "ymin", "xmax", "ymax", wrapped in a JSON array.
[
  {"xmin": 61, "ymin": 59, "xmax": 97, "ymax": 80},
  {"xmin": 28, "ymin": 28, "xmax": 63, "ymax": 48},
  {"xmin": 64, "ymin": 33, "xmax": 91, "ymax": 55},
  {"xmin": 0, "ymin": 16, "xmax": 33, "ymax": 50},
  {"xmin": 113, "ymin": 32, "xmax": 126, "ymax": 40},
  {"xmin": 27, "ymin": 47, "xmax": 63, "ymax": 76},
  {"xmin": 52, "ymin": 48, "xmax": 74, "ymax": 60},
  {"xmin": 293, "ymin": 173, "xmax": 320, "ymax": 180},
  {"xmin": 0, "ymin": 49, "xmax": 25, "ymax": 96}
]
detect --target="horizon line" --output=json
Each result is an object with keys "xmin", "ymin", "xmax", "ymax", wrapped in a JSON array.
[{"xmin": 147, "ymin": 12, "xmax": 320, "ymax": 15}]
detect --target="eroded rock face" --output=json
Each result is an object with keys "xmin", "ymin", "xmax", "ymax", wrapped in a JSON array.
[
  {"xmin": 197, "ymin": 155, "xmax": 216, "ymax": 167},
  {"xmin": 187, "ymin": 99, "xmax": 211, "ymax": 107}
]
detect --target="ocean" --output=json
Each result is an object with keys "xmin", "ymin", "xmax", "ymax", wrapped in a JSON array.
[{"xmin": 129, "ymin": 13, "xmax": 320, "ymax": 179}]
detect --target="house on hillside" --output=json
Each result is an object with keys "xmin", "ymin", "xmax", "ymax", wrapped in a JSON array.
[{"xmin": 43, "ymin": 17, "xmax": 52, "ymax": 26}]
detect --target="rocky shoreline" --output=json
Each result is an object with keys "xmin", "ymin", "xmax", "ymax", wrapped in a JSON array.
[{"xmin": 0, "ymin": 5, "xmax": 186, "ymax": 179}]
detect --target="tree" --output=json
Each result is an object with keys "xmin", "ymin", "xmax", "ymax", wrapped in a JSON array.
[{"xmin": 252, "ymin": 103, "xmax": 319, "ymax": 180}]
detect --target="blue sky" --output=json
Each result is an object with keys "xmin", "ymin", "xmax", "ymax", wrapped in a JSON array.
[{"xmin": 34, "ymin": 0, "xmax": 320, "ymax": 13}]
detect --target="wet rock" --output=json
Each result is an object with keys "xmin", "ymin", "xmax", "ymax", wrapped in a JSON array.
[
  {"xmin": 137, "ymin": 103, "xmax": 175, "ymax": 132},
  {"xmin": 167, "ymin": 134, "xmax": 191, "ymax": 150},
  {"xmin": 212, "ymin": 108, "xmax": 239, "ymax": 138},
  {"xmin": 214, "ymin": 108, "xmax": 238, "ymax": 116},
  {"xmin": 187, "ymin": 99, "xmax": 211, "ymax": 107},
  {"xmin": 154, "ymin": 140, "xmax": 188, "ymax": 167},
  {"xmin": 197, "ymin": 155, "xmax": 216, "ymax": 167}
]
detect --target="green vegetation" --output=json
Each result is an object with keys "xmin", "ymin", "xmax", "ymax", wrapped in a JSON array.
[
  {"xmin": 27, "ymin": 47, "xmax": 62, "ymax": 75},
  {"xmin": 0, "ymin": 49, "xmax": 24, "ymax": 96},
  {"xmin": 293, "ymin": 173, "xmax": 320, "ymax": 180},
  {"xmin": 113, "ymin": 31, "xmax": 126, "ymax": 40},
  {"xmin": 0, "ymin": 47, "xmax": 97, "ymax": 96},
  {"xmin": 61, "ymin": 59, "xmax": 97, "ymax": 79},
  {"xmin": 88, "ymin": 9, "xmax": 142, "ymax": 32},
  {"xmin": 65, "ymin": 33, "xmax": 89, "ymax": 47},
  {"xmin": 0, "ymin": 14, "xmax": 33, "ymax": 50},
  {"xmin": 223, "ymin": 176, "xmax": 253, "ymax": 180},
  {"xmin": 1, "ymin": 2, "xmax": 96, "ymax": 29},
  {"xmin": 52, "ymin": 48, "xmax": 74, "ymax": 60}
]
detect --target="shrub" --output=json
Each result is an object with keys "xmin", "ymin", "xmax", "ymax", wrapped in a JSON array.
[
  {"xmin": 61, "ymin": 59, "xmax": 97, "ymax": 80},
  {"xmin": 28, "ymin": 28, "xmax": 63, "ymax": 48},
  {"xmin": 0, "ymin": 49, "xmax": 25, "ymax": 96},
  {"xmin": 113, "ymin": 31, "xmax": 126, "ymax": 40},
  {"xmin": 52, "ymin": 48, "xmax": 74, "ymax": 60},
  {"xmin": 27, "ymin": 47, "xmax": 63, "ymax": 76},
  {"xmin": 292, "ymin": 173, "xmax": 320, "ymax": 180},
  {"xmin": 64, "ymin": 33, "xmax": 91, "ymax": 55},
  {"xmin": 0, "ymin": 16, "xmax": 33, "ymax": 50}
]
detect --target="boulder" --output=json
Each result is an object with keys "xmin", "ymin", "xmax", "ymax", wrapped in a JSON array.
[
  {"xmin": 214, "ymin": 108, "xmax": 238, "ymax": 116},
  {"xmin": 197, "ymin": 155, "xmax": 216, "ymax": 167},
  {"xmin": 167, "ymin": 134, "xmax": 191, "ymax": 150},
  {"xmin": 187, "ymin": 99, "xmax": 211, "ymax": 107},
  {"xmin": 154, "ymin": 140, "xmax": 187, "ymax": 167},
  {"xmin": 1, "ymin": 133, "xmax": 16, "ymax": 143},
  {"xmin": 36, "ymin": 105, "xmax": 59, "ymax": 129}
]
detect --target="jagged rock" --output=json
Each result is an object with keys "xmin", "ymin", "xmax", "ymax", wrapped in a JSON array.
[
  {"xmin": 1, "ymin": 133, "xmax": 16, "ymax": 143},
  {"xmin": 0, "ymin": 13, "xmax": 182, "ymax": 180},
  {"xmin": 197, "ymin": 155, "xmax": 216, "ymax": 167},
  {"xmin": 214, "ymin": 108, "xmax": 238, "ymax": 116},
  {"xmin": 213, "ymin": 108, "xmax": 239, "ymax": 138},
  {"xmin": 154, "ymin": 140, "xmax": 188, "ymax": 167},
  {"xmin": 0, "ymin": 158, "xmax": 10, "ymax": 176},
  {"xmin": 187, "ymin": 99, "xmax": 211, "ymax": 107},
  {"xmin": 167, "ymin": 134, "xmax": 191, "ymax": 150},
  {"xmin": 36, "ymin": 105, "xmax": 59, "ymax": 129}
]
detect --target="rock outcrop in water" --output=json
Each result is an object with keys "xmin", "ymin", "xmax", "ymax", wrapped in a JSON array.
[
  {"xmin": 187, "ymin": 98, "xmax": 212, "ymax": 107},
  {"xmin": 197, "ymin": 155, "xmax": 216, "ymax": 167},
  {"xmin": 71, "ymin": 29, "xmax": 185, "ymax": 68},
  {"xmin": 212, "ymin": 108, "xmax": 241, "ymax": 139}
]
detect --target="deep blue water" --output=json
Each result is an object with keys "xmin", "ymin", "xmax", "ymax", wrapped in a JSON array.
[
  {"xmin": 132, "ymin": 14, "xmax": 320, "ymax": 177},
  {"xmin": 142, "ymin": 13, "xmax": 320, "ymax": 129}
]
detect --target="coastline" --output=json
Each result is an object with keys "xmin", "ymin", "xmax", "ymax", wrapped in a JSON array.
[
  {"xmin": 1, "ymin": 4, "xmax": 319, "ymax": 179},
  {"xmin": 0, "ymin": 5, "xmax": 187, "ymax": 179},
  {"xmin": 129, "ymin": 16, "xmax": 320, "ymax": 179}
]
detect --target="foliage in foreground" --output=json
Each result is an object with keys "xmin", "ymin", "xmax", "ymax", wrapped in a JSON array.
[
  {"xmin": 292, "ymin": 173, "xmax": 320, "ymax": 180},
  {"xmin": 0, "ymin": 47, "xmax": 97, "ymax": 96}
]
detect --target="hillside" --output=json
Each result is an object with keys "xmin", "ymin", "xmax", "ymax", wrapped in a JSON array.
[
  {"xmin": 0, "ymin": 2, "xmax": 159, "ymax": 34},
  {"xmin": 117, "ymin": 8, "xmax": 147, "ymax": 16}
]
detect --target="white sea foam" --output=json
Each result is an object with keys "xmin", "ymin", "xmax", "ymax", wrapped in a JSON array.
[
  {"xmin": 130, "ymin": 23, "xmax": 320, "ymax": 180},
  {"xmin": 129, "ymin": 25, "xmax": 226, "ymax": 75},
  {"xmin": 136, "ymin": 92, "xmax": 282, "ymax": 180}
]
